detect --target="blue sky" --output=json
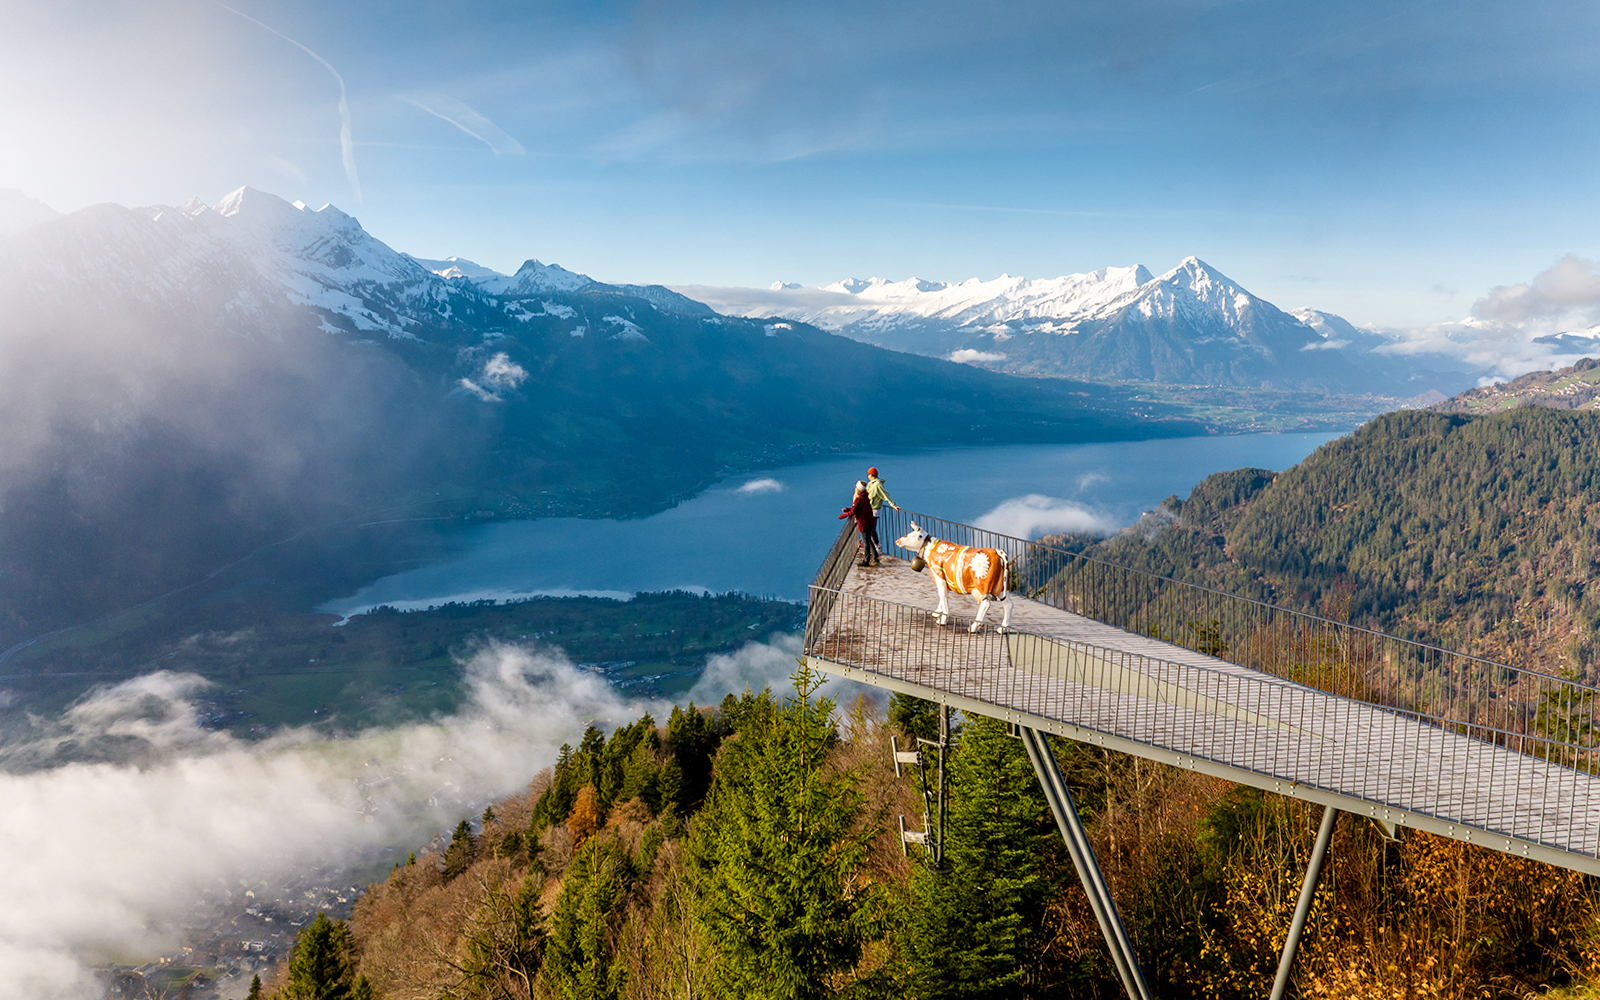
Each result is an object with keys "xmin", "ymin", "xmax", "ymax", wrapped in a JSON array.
[{"xmin": 2, "ymin": 0, "xmax": 1597, "ymax": 325}]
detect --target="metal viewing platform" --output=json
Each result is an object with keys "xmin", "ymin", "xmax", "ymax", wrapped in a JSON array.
[{"xmin": 804, "ymin": 510, "xmax": 1600, "ymax": 999}]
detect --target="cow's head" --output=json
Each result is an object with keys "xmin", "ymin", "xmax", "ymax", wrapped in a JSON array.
[{"xmin": 896, "ymin": 523, "xmax": 932, "ymax": 569}]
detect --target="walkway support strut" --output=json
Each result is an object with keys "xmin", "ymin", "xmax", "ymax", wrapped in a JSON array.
[
  {"xmin": 1269, "ymin": 805, "xmax": 1340, "ymax": 1000},
  {"xmin": 1018, "ymin": 725, "xmax": 1153, "ymax": 1000}
]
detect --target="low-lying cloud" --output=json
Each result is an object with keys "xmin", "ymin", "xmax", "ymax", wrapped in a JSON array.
[
  {"xmin": 736, "ymin": 477, "xmax": 784, "ymax": 494},
  {"xmin": 0, "ymin": 643, "xmax": 656, "ymax": 1000},
  {"xmin": 947, "ymin": 348, "xmax": 1007, "ymax": 364},
  {"xmin": 973, "ymin": 493, "xmax": 1117, "ymax": 539}
]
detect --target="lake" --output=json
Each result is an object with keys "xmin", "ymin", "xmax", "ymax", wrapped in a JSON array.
[{"xmin": 321, "ymin": 432, "xmax": 1341, "ymax": 617}]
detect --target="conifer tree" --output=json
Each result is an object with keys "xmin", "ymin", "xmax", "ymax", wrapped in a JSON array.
[
  {"xmin": 281, "ymin": 912, "xmax": 357, "ymax": 1000},
  {"xmin": 686, "ymin": 663, "xmax": 882, "ymax": 999},
  {"xmin": 246, "ymin": 974, "xmax": 262, "ymax": 1000},
  {"xmin": 901, "ymin": 715, "xmax": 1056, "ymax": 998},
  {"xmin": 444, "ymin": 818, "xmax": 478, "ymax": 880},
  {"xmin": 543, "ymin": 833, "xmax": 635, "ymax": 1000}
]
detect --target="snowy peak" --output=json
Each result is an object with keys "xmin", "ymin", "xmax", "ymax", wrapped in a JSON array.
[
  {"xmin": 407, "ymin": 255, "xmax": 506, "ymax": 280},
  {"xmin": 0, "ymin": 189, "xmax": 62, "ymax": 237},
  {"xmin": 1128, "ymin": 257, "xmax": 1261, "ymax": 325},
  {"xmin": 473, "ymin": 258, "xmax": 595, "ymax": 297}
]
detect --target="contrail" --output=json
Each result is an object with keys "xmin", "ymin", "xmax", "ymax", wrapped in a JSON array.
[
  {"xmin": 403, "ymin": 95, "xmax": 526, "ymax": 157},
  {"xmin": 212, "ymin": 1, "xmax": 362, "ymax": 203}
]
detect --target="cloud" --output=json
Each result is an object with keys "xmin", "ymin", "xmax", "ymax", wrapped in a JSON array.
[
  {"xmin": 947, "ymin": 348, "xmax": 1007, "ymax": 364},
  {"xmin": 736, "ymin": 477, "xmax": 784, "ymax": 494},
  {"xmin": 687, "ymin": 634, "xmax": 868, "ymax": 707},
  {"xmin": 973, "ymin": 493, "xmax": 1117, "ymax": 539},
  {"xmin": 480, "ymin": 352, "xmax": 528, "ymax": 390},
  {"xmin": 456, "ymin": 353, "xmax": 529, "ymax": 400},
  {"xmin": 0, "ymin": 644, "xmax": 659, "ymax": 999},
  {"xmin": 212, "ymin": 2, "xmax": 361, "ymax": 203},
  {"xmin": 403, "ymin": 95, "xmax": 527, "ymax": 157},
  {"xmin": 1473, "ymin": 256, "xmax": 1600, "ymax": 323},
  {"xmin": 457, "ymin": 377, "xmax": 499, "ymax": 401}
]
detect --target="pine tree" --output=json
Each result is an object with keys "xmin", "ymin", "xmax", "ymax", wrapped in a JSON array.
[
  {"xmin": 686, "ymin": 662, "xmax": 882, "ymax": 999},
  {"xmin": 543, "ymin": 833, "xmax": 635, "ymax": 1000},
  {"xmin": 887, "ymin": 692, "xmax": 941, "ymax": 742},
  {"xmin": 282, "ymin": 912, "xmax": 357, "ymax": 1000},
  {"xmin": 901, "ymin": 715, "xmax": 1057, "ymax": 998},
  {"xmin": 444, "ymin": 818, "xmax": 478, "ymax": 880},
  {"xmin": 246, "ymin": 974, "xmax": 263, "ymax": 1000}
]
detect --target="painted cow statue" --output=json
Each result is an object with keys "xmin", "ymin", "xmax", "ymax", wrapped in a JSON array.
[{"xmin": 895, "ymin": 523, "xmax": 1014, "ymax": 633}]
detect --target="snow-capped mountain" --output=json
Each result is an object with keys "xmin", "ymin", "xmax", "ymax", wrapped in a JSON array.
[
  {"xmin": 0, "ymin": 186, "xmax": 707, "ymax": 344},
  {"xmin": 0, "ymin": 189, "xmax": 60, "ymax": 236},
  {"xmin": 700, "ymin": 258, "xmax": 1474, "ymax": 395}
]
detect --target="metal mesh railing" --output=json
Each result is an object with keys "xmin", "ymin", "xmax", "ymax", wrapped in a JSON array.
[
  {"xmin": 806, "ymin": 585, "xmax": 1600, "ymax": 859},
  {"xmin": 863, "ymin": 509, "xmax": 1600, "ymax": 769}
]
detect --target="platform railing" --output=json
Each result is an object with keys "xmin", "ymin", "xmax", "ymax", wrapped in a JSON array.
[
  {"xmin": 850, "ymin": 510, "xmax": 1600, "ymax": 772},
  {"xmin": 806, "ymin": 583, "xmax": 1600, "ymax": 859}
]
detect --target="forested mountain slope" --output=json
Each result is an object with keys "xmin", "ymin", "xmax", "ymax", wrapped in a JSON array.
[
  {"xmin": 1078, "ymin": 407, "xmax": 1600, "ymax": 673},
  {"xmin": 262, "ymin": 671, "xmax": 1600, "ymax": 1000}
]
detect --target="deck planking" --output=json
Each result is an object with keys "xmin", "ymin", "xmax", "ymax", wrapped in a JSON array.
[{"xmin": 810, "ymin": 557, "xmax": 1600, "ymax": 867}]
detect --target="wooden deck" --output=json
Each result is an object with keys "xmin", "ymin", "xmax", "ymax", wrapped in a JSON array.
[{"xmin": 808, "ymin": 556, "xmax": 1600, "ymax": 874}]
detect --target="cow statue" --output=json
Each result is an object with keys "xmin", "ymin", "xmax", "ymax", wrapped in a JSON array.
[{"xmin": 895, "ymin": 522, "xmax": 1014, "ymax": 634}]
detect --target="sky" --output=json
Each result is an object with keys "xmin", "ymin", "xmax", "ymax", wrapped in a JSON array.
[{"xmin": 1, "ymin": 0, "xmax": 1598, "ymax": 326}]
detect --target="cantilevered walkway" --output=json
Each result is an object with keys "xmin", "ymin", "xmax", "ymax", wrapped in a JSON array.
[{"xmin": 804, "ymin": 510, "xmax": 1600, "ymax": 999}]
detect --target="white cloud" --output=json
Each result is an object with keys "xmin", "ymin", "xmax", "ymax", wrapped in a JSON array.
[
  {"xmin": 0, "ymin": 645, "xmax": 660, "ymax": 999},
  {"xmin": 973, "ymin": 493, "xmax": 1117, "ymax": 539},
  {"xmin": 1473, "ymin": 256, "xmax": 1600, "ymax": 323},
  {"xmin": 480, "ymin": 352, "xmax": 528, "ymax": 390},
  {"xmin": 457, "ymin": 377, "xmax": 499, "ymax": 401},
  {"xmin": 947, "ymin": 348, "xmax": 1007, "ymax": 364},
  {"xmin": 736, "ymin": 477, "xmax": 784, "ymax": 494},
  {"xmin": 687, "ymin": 634, "xmax": 868, "ymax": 707}
]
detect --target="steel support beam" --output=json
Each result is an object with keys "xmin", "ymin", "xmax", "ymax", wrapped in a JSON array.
[
  {"xmin": 1018, "ymin": 725, "xmax": 1153, "ymax": 1000},
  {"xmin": 1268, "ymin": 805, "xmax": 1340, "ymax": 1000}
]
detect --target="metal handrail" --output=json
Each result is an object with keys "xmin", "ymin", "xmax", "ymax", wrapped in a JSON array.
[
  {"xmin": 869, "ymin": 508, "xmax": 1600, "ymax": 751},
  {"xmin": 806, "ymin": 584, "xmax": 1600, "ymax": 858}
]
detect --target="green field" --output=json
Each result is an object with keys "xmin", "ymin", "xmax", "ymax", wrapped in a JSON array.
[{"xmin": 0, "ymin": 590, "xmax": 803, "ymax": 751}]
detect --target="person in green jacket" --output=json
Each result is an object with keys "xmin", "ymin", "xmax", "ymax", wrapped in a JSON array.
[{"xmin": 866, "ymin": 466, "xmax": 900, "ymax": 554}]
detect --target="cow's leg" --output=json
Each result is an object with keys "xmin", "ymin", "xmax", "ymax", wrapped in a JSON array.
[
  {"xmin": 998, "ymin": 593, "xmax": 1013, "ymax": 634},
  {"xmin": 970, "ymin": 596, "xmax": 990, "ymax": 633},
  {"xmin": 934, "ymin": 573, "xmax": 951, "ymax": 626}
]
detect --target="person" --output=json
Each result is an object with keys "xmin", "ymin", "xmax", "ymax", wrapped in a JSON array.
[
  {"xmin": 865, "ymin": 466, "xmax": 900, "ymax": 553},
  {"xmin": 839, "ymin": 480, "xmax": 879, "ymax": 566}
]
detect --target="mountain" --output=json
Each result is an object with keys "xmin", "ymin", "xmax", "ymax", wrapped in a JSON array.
[
  {"xmin": 687, "ymin": 259, "xmax": 1477, "ymax": 395},
  {"xmin": 0, "ymin": 187, "xmax": 1199, "ymax": 645},
  {"xmin": 1431, "ymin": 356, "xmax": 1600, "ymax": 414},
  {"xmin": 1060, "ymin": 406, "xmax": 1600, "ymax": 673},
  {"xmin": 0, "ymin": 188, "xmax": 59, "ymax": 236}
]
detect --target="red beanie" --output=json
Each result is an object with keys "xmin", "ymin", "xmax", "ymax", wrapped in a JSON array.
[{"xmin": 868, "ymin": 467, "xmax": 879, "ymax": 477}]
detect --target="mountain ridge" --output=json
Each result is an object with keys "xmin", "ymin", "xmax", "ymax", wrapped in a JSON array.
[{"xmin": 683, "ymin": 258, "xmax": 1479, "ymax": 396}]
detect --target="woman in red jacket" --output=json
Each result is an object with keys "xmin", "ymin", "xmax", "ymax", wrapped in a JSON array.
[{"xmin": 840, "ymin": 480, "xmax": 879, "ymax": 566}]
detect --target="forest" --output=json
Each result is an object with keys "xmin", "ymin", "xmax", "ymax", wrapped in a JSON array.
[
  {"xmin": 253, "ymin": 406, "xmax": 1600, "ymax": 1000},
  {"xmin": 1074, "ymin": 407, "xmax": 1600, "ymax": 677},
  {"xmin": 254, "ymin": 666, "xmax": 1600, "ymax": 1000}
]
